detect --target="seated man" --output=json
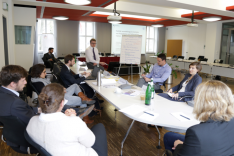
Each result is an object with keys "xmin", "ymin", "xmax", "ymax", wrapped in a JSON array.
[
  {"xmin": 0, "ymin": 65, "xmax": 39, "ymax": 125},
  {"xmin": 137, "ymin": 54, "xmax": 171, "ymax": 90},
  {"xmin": 60, "ymin": 54, "xmax": 95, "ymax": 98},
  {"xmin": 42, "ymin": 47, "xmax": 57, "ymax": 70},
  {"xmin": 85, "ymin": 38, "xmax": 106, "ymax": 67},
  {"xmin": 0, "ymin": 65, "xmax": 40, "ymax": 152}
]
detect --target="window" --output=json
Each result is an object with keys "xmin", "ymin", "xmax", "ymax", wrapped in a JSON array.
[
  {"xmin": 37, "ymin": 19, "xmax": 55, "ymax": 53},
  {"xmin": 79, "ymin": 22, "xmax": 95, "ymax": 53},
  {"xmin": 146, "ymin": 26, "xmax": 157, "ymax": 53}
]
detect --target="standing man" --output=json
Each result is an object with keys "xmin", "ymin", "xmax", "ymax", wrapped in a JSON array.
[
  {"xmin": 42, "ymin": 47, "xmax": 57, "ymax": 70},
  {"xmin": 136, "ymin": 54, "xmax": 171, "ymax": 90},
  {"xmin": 85, "ymin": 38, "xmax": 106, "ymax": 66}
]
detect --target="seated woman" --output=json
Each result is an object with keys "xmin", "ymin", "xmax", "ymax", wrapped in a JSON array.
[
  {"xmin": 31, "ymin": 64, "xmax": 95, "ymax": 123},
  {"xmin": 31, "ymin": 64, "xmax": 95, "ymax": 107},
  {"xmin": 27, "ymin": 83, "xmax": 108, "ymax": 156},
  {"xmin": 158, "ymin": 62, "xmax": 202, "ymax": 102},
  {"xmin": 163, "ymin": 80, "xmax": 234, "ymax": 156}
]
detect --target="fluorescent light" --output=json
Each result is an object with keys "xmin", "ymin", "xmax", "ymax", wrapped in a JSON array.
[
  {"xmin": 53, "ymin": 16, "xmax": 69, "ymax": 20},
  {"xmin": 151, "ymin": 24, "xmax": 164, "ymax": 27},
  {"xmin": 202, "ymin": 16, "xmax": 221, "ymax": 22},
  {"xmin": 64, "ymin": 0, "xmax": 91, "ymax": 5},
  {"xmin": 108, "ymin": 21, "xmax": 122, "ymax": 24},
  {"xmin": 94, "ymin": 11, "xmax": 160, "ymax": 20}
]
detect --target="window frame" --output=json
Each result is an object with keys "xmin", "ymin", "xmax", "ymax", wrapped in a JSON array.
[
  {"xmin": 79, "ymin": 21, "xmax": 95, "ymax": 53},
  {"xmin": 146, "ymin": 26, "xmax": 157, "ymax": 53}
]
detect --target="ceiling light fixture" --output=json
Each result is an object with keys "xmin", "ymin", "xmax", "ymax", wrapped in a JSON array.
[
  {"xmin": 108, "ymin": 2, "xmax": 122, "ymax": 24},
  {"xmin": 202, "ymin": 16, "xmax": 222, "ymax": 22},
  {"xmin": 64, "ymin": 0, "xmax": 91, "ymax": 5},
  {"xmin": 151, "ymin": 24, "xmax": 164, "ymax": 27},
  {"xmin": 187, "ymin": 10, "xmax": 198, "ymax": 27},
  {"xmin": 53, "ymin": 16, "xmax": 69, "ymax": 20}
]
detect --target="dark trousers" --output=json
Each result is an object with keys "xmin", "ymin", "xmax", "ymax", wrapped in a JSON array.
[
  {"xmin": 79, "ymin": 83, "xmax": 95, "ymax": 98},
  {"xmin": 158, "ymin": 93, "xmax": 184, "ymax": 102},
  {"xmin": 91, "ymin": 123, "xmax": 108, "ymax": 156},
  {"xmin": 164, "ymin": 132, "xmax": 185, "ymax": 152}
]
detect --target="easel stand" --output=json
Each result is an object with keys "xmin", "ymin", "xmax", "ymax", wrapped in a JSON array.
[{"xmin": 117, "ymin": 64, "xmax": 141, "ymax": 83}]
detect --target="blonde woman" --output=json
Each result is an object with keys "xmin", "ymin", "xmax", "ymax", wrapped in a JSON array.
[{"xmin": 163, "ymin": 80, "xmax": 234, "ymax": 156}]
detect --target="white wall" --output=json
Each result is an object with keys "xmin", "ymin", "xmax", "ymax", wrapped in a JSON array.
[
  {"xmin": 0, "ymin": 2, "xmax": 5, "ymax": 69},
  {"xmin": 14, "ymin": 6, "xmax": 36, "ymax": 70},
  {"xmin": 165, "ymin": 24, "xmax": 207, "ymax": 59}
]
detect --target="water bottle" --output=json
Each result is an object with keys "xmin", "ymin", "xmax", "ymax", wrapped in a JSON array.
[
  {"xmin": 97, "ymin": 71, "xmax": 101, "ymax": 86},
  {"xmin": 145, "ymin": 82, "xmax": 152, "ymax": 105},
  {"xmin": 150, "ymin": 78, "xmax": 154, "ymax": 99}
]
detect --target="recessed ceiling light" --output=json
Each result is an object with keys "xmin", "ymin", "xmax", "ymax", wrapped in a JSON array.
[
  {"xmin": 202, "ymin": 16, "xmax": 222, "ymax": 22},
  {"xmin": 151, "ymin": 24, "xmax": 164, "ymax": 27},
  {"xmin": 64, "ymin": 0, "xmax": 91, "ymax": 5},
  {"xmin": 53, "ymin": 16, "xmax": 69, "ymax": 20},
  {"xmin": 108, "ymin": 21, "xmax": 122, "ymax": 24}
]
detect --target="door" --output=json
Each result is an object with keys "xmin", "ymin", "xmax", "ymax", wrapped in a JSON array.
[
  {"xmin": 2, "ymin": 16, "xmax": 9, "ymax": 65},
  {"xmin": 228, "ymin": 29, "xmax": 234, "ymax": 64}
]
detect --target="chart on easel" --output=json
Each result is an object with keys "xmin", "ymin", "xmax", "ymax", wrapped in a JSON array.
[{"xmin": 120, "ymin": 35, "xmax": 142, "ymax": 65}]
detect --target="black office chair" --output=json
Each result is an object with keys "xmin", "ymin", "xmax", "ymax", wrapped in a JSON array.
[
  {"xmin": 214, "ymin": 59, "xmax": 223, "ymax": 63},
  {"xmin": 0, "ymin": 116, "xmax": 38, "ymax": 154},
  {"xmin": 29, "ymin": 82, "xmax": 40, "ymax": 95},
  {"xmin": 100, "ymin": 53, "xmax": 104, "ymax": 56},
  {"xmin": 73, "ymin": 53, "xmax": 80, "ymax": 57},
  {"xmin": 155, "ymin": 80, "xmax": 167, "ymax": 93},
  {"xmin": 172, "ymin": 55, "xmax": 177, "ymax": 59},
  {"xmin": 57, "ymin": 57, "xmax": 64, "ymax": 60},
  {"xmin": 105, "ymin": 53, "xmax": 111, "ymax": 57},
  {"xmin": 200, "ymin": 58, "xmax": 208, "ymax": 62},
  {"xmin": 24, "ymin": 131, "xmax": 52, "ymax": 156},
  {"xmin": 178, "ymin": 56, "xmax": 184, "ymax": 59},
  {"xmin": 188, "ymin": 57, "xmax": 196, "ymax": 60},
  {"xmin": 197, "ymin": 56, "xmax": 204, "ymax": 61}
]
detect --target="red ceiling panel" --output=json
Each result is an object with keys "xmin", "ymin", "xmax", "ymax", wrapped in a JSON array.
[{"xmin": 181, "ymin": 12, "xmax": 234, "ymax": 21}]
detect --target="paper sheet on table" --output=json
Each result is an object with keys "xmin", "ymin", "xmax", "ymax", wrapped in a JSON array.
[
  {"xmin": 171, "ymin": 112, "xmax": 192, "ymax": 122},
  {"xmin": 124, "ymin": 90, "xmax": 140, "ymax": 96},
  {"xmin": 120, "ymin": 105, "xmax": 147, "ymax": 116},
  {"xmin": 103, "ymin": 70, "xmax": 111, "ymax": 76},
  {"xmin": 139, "ymin": 112, "xmax": 159, "ymax": 121},
  {"xmin": 103, "ymin": 84, "xmax": 117, "ymax": 88}
]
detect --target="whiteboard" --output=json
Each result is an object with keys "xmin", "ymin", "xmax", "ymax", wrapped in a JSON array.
[{"xmin": 120, "ymin": 35, "xmax": 142, "ymax": 64}]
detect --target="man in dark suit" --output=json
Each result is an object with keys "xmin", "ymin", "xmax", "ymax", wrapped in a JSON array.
[
  {"xmin": 0, "ymin": 65, "xmax": 39, "ymax": 125},
  {"xmin": 42, "ymin": 47, "xmax": 57, "ymax": 70},
  {"xmin": 60, "ymin": 54, "xmax": 95, "ymax": 98}
]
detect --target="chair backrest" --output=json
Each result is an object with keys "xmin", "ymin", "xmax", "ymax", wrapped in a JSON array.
[
  {"xmin": 172, "ymin": 55, "xmax": 177, "ymax": 58},
  {"xmin": 188, "ymin": 57, "xmax": 196, "ymax": 60},
  {"xmin": 30, "ymin": 82, "xmax": 40, "ymax": 95},
  {"xmin": 0, "ymin": 116, "xmax": 31, "ymax": 148},
  {"xmin": 24, "ymin": 131, "xmax": 52, "ymax": 156},
  {"xmin": 53, "ymin": 73, "xmax": 66, "ymax": 87},
  {"xmin": 198, "ymin": 56, "xmax": 204, "ymax": 60},
  {"xmin": 105, "ymin": 53, "xmax": 111, "ymax": 56},
  {"xmin": 200, "ymin": 58, "xmax": 208, "ymax": 62},
  {"xmin": 52, "ymin": 63, "xmax": 61, "ymax": 75},
  {"xmin": 57, "ymin": 57, "xmax": 64, "ymax": 60},
  {"xmin": 101, "ymin": 53, "xmax": 104, "ymax": 56},
  {"xmin": 73, "ymin": 53, "xmax": 80, "ymax": 57},
  {"xmin": 178, "ymin": 56, "xmax": 184, "ymax": 59}
]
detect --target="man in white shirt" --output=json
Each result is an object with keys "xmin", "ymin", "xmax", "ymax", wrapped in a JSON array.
[{"xmin": 85, "ymin": 38, "xmax": 106, "ymax": 66}]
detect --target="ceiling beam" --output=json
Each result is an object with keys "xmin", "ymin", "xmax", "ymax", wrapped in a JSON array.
[
  {"xmin": 13, "ymin": 0, "xmax": 207, "ymax": 23},
  {"xmin": 122, "ymin": 0, "xmax": 234, "ymax": 17}
]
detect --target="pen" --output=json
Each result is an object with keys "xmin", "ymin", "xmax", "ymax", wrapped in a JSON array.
[
  {"xmin": 144, "ymin": 111, "xmax": 154, "ymax": 116},
  {"xmin": 180, "ymin": 115, "xmax": 190, "ymax": 120}
]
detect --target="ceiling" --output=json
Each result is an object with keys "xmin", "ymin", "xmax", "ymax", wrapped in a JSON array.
[{"xmin": 14, "ymin": 0, "xmax": 234, "ymax": 27}]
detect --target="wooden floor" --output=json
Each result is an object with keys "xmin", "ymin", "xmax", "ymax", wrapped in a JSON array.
[{"xmin": 1, "ymin": 71, "xmax": 234, "ymax": 156}]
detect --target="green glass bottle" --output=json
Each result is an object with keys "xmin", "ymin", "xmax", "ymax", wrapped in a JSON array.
[
  {"xmin": 150, "ymin": 78, "xmax": 154, "ymax": 99},
  {"xmin": 145, "ymin": 82, "xmax": 152, "ymax": 105},
  {"xmin": 74, "ymin": 56, "xmax": 76, "ymax": 63}
]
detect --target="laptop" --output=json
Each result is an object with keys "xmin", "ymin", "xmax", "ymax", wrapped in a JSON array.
[{"xmin": 85, "ymin": 66, "xmax": 102, "ymax": 80}]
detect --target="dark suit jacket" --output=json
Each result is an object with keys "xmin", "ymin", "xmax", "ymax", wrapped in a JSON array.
[
  {"xmin": 174, "ymin": 119, "xmax": 234, "ymax": 156},
  {"xmin": 0, "ymin": 87, "xmax": 38, "ymax": 125},
  {"xmin": 59, "ymin": 64, "xmax": 85, "ymax": 88},
  {"xmin": 42, "ymin": 52, "xmax": 56, "ymax": 62},
  {"xmin": 172, "ymin": 73, "xmax": 202, "ymax": 101}
]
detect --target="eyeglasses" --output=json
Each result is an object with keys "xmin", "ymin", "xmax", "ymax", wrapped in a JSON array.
[{"xmin": 91, "ymin": 43, "xmax": 96, "ymax": 44}]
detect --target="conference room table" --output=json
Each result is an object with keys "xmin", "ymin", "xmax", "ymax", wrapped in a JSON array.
[
  {"xmin": 77, "ymin": 56, "xmax": 120, "ymax": 69},
  {"xmin": 70, "ymin": 62, "xmax": 199, "ymax": 155}
]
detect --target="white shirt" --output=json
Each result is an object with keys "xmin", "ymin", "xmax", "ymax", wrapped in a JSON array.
[
  {"xmin": 27, "ymin": 112, "xmax": 98, "ymax": 156},
  {"xmin": 178, "ymin": 81, "xmax": 188, "ymax": 93},
  {"xmin": 2, "ymin": 86, "xmax": 19, "ymax": 97},
  {"xmin": 85, "ymin": 46, "xmax": 100, "ymax": 64}
]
